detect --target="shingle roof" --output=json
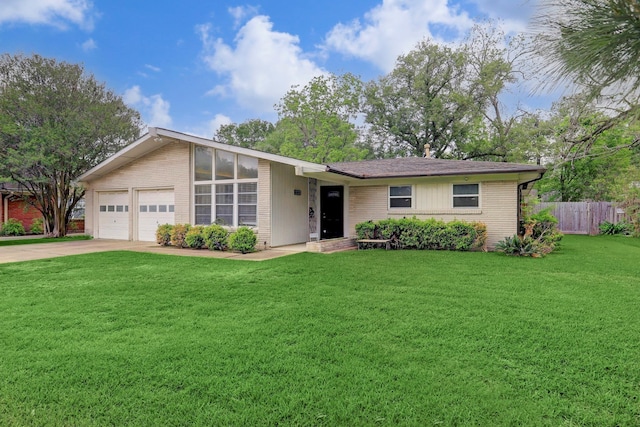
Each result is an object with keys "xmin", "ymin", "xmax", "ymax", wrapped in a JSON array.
[{"xmin": 327, "ymin": 157, "xmax": 545, "ymax": 179}]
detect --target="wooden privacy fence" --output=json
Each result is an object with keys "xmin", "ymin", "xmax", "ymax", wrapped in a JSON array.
[{"xmin": 533, "ymin": 202, "xmax": 626, "ymax": 235}]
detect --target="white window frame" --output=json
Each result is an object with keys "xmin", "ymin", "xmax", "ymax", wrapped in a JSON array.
[
  {"xmin": 389, "ymin": 185, "xmax": 413, "ymax": 209},
  {"xmin": 452, "ymin": 183, "xmax": 480, "ymax": 208},
  {"xmin": 192, "ymin": 146, "xmax": 258, "ymax": 227}
]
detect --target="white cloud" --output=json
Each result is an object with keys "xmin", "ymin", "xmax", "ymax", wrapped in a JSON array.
[
  {"xmin": 197, "ymin": 15, "xmax": 326, "ymax": 113},
  {"xmin": 208, "ymin": 114, "xmax": 233, "ymax": 136},
  {"xmin": 81, "ymin": 37, "xmax": 96, "ymax": 52},
  {"xmin": 470, "ymin": 0, "xmax": 538, "ymax": 31},
  {"xmin": 123, "ymin": 85, "xmax": 172, "ymax": 128},
  {"xmin": 323, "ymin": 0, "xmax": 475, "ymax": 71},
  {"xmin": 228, "ymin": 5, "xmax": 259, "ymax": 28},
  {"xmin": 145, "ymin": 64, "xmax": 161, "ymax": 72},
  {"xmin": 0, "ymin": 0, "xmax": 95, "ymax": 30}
]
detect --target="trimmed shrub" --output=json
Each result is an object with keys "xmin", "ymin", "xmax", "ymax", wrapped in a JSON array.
[
  {"xmin": 496, "ymin": 210, "xmax": 562, "ymax": 257},
  {"xmin": 229, "ymin": 226, "xmax": 257, "ymax": 254},
  {"xmin": 355, "ymin": 217, "xmax": 487, "ymax": 251},
  {"xmin": 156, "ymin": 224, "xmax": 174, "ymax": 246},
  {"xmin": 185, "ymin": 225, "xmax": 206, "ymax": 249},
  {"xmin": 170, "ymin": 223, "xmax": 191, "ymax": 248},
  {"xmin": 203, "ymin": 224, "xmax": 229, "ymax": 251},
  {"xmin": 30, "ymin": 218, "xmax": 44, "ymax": 235},
  {"xmin": 528, "ymin": 208, "xmax": 563, "ymax": 246},
  {"xmin": 1, "ymin": 218, "xmax": 25, "ymax": 236}
]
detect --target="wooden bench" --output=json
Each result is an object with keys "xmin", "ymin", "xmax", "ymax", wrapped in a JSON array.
[{"xmin": 356, "ymin": 239, "xmax": 391, "ymax": 250}]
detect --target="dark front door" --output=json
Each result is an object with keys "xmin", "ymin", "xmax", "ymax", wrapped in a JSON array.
[{"xmin": 321, "ymin": 186, "xmax": 344, "ymax": 239}]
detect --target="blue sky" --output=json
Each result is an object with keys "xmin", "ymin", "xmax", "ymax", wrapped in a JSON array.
[{"xmin": 1, "ymin": 0, "xmax": 542, "ymax": 137}]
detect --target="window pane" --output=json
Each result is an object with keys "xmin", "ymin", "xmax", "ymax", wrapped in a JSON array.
[
  {"xmin": 237, "ymin": 155, "xmax": 258, "ymax": 179},
  {"xmin": 116, "ymin": 205, "xmax": 123, "ymax": 212},
  {"xmin": 390, "ymin": 186, "xmax": 412, "ymax": 197},
  {"xmin": 215, "ymin": 150, "xmax": 235, "ymax": 180},
  {"xmin": 215, "ymin": 194, "xmax": 234, "ymax": 204},
  {"xmin": 194, "ymin": 145, "xmax": 213, "ymax": 181},
  {"xmin": 195, "ymin": 206, "xmax": 211, "ymax": 225},
  {"xmin": 195, "ymin": 206, "xmax": 211, "ymax": 215},
  {"xmin": 140, "ymin": 205, "xmax": 147, "ymax": 212},
  {"xmin": 453, "ymin": 196, "xmax": 479, "ymax": 208},
  {"xmin": 107, "ymin": 205, "xmax": 115, "ymax": 212},
  {"xmin": 149, "ymin": 205, "xmax": 157, "ymax": 213},
  {"xmin": 216, "ymin": 205, "xmax": 233, "ymax": 215},
  {"xmin": 125, "ymin": 205, "xmax": 129, "ymax": 212},
  {"xmin": 195, "ymin": 194, "xmax": 212, "ymax": 204},
  {"xmin": 238, "ymin": 193, "xmax": 257, "ymax": 204},
  {"xmin": 390, "ymin": 198, "xmax": 412, "ymax": 208},
  {"xmin": 168, "ymin": 205, "xmax": 174, "ymax": 212},
  {"xmin": 99, "ymin": 205, "xmax": 106, "ymax": 212},
  {"xmin": 453, "ymin": 184, "xmax": 479, "ymax": 195},
  {"xmin": 159, "ymin": 205, "xmax": 167, "ymax": 212},
  {"xmin": 216, "ymin": 183, "xmax": 233, "ymax": 194},
  {"xmin": 238, "ymin": 182, "xmax": 257, "ymax": 193}
]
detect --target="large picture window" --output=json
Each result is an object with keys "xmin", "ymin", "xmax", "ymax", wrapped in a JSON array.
[
  {"xmin": 453, "ymin": 184, "xmax": 479, "ymax": 208},
  {"xmin": 193, "ymin": 146, "xmax": 258, "ymax": 227},
  {"xmin": 389, "ymin": 185, "xmax": 412, "ymax": 208}
]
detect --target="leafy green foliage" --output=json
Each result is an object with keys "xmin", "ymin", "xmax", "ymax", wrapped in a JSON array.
[
  {"xmin": 228, "ymin": 226, "xmax": 257, "ymax": 254},
  {"xmin": 497, "ymin": 209, "xmax": 562, "ymax": 257},
  {"xmin": 0, "ymin": 218, "xmax": 25, "ymax": 236},
  {"xmin": 355, "ymin": 218, "xmax": 486, "ymax": 251},
  {"xmin": 265, "ymin": 73, "xmax": 369, "ymax": 163},
  {"xmin": 202, "ymin": 224, "xmax": 229, "ymax": 251},
  {"xmin": 214, "ymin": 119, "xmax": 275, "ymax": 149},
  {"xmin": 0, "ymin": 54, "xmax": 141, "ymax": 237},
  {"xmin": 184, "ymin": 225, "xmax": 206, "ymax": 249},
  {"xmin": 599, "ymin": 220, "xmax": 633, "ymax": 236},
  {"xmin": 170, "ymin": 224, "xmax": 191, "ymax": 248},
  {"xmin": 156, "ymin": 224, "xmax": 174, "ymax": 246},
  {"xmin": 29, "ymin": 218, "xmax": 43, "ymax": 235}
]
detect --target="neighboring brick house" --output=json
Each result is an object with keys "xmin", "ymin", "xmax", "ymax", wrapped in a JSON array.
[
  {"xmin": 78, "ymin": 128, "xmax": 546, "ymax": 250},
  {"xmin": 0, "ymin": 183, "xmax": 43, "ymax": 233}
]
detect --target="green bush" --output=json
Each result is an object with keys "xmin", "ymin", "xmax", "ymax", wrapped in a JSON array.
[
  {"xmin": 355, "ymin": 217, "xmax": 487, "ymax": 251},
  {"xmin": 185, "ymin": 225, "xmax": 206, "ymax": 249},
  {"xmin": 156, "ymin": 224, "xmax": 174, "ymax": 246},
  {"xmin": 229, "ymin": 226, "xmax": 257, "ymax": 254},
  {"xmin": 1, "ymin": 218, "xmax": 26, "ymax": 236},
  {"xmin": 30, "ymin": 218, "xmax": 44, "ymax": 235},
  {"xmin": 203, "ymin": 224, "xmax": 229, "ymax": 251},
  {"xmin": 170, "ymin": 224, "xmax": 191, "ymax": 248},
  {"xmin": 495, "ymin": 235, "xmax": 551, "ymax": 257},
  {"xmin": 527, "ymin": 208, "xmax": 563, "ymax": 245},
  {"xmin": 599, "ymin": 220, "xmax": 632, "ymax": 235}
]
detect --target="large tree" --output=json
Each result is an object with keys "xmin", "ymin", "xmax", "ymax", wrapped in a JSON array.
[
  {"xmin": 214, "ymin": 119, "xmax": 275, "ymax": 150},
  {"xmin": 363, "ymin": 27, "xmax": 524, "ymax": 160},
  {"xmin": 533, "ymin": 0, "xmax": 640, "ymax": 157},
  {"xmin": 0, "ymin": 54, "xmax": 141, "ymax": 236},
  {"xmin": 265, "ymin": 73, "xmax": 368, "ymax": 163}
]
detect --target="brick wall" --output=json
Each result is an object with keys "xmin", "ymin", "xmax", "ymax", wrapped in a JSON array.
[{"xmin": 1, "ymin": 196, "xmax": 43, "ymax": 233}]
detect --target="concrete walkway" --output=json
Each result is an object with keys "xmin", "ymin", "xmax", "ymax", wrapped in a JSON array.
[{"xmin": 0, "ymin": 238, "xmax": 308, "ymax": 264}]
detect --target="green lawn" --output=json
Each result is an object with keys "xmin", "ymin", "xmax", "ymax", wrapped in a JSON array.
[
  {"xmin": 1, "ymin": 235, "xmax": 639, "ymax": 426},
  {"xmin": 0, "ymin": 234, "xmax": 91, "ymax": 246}
]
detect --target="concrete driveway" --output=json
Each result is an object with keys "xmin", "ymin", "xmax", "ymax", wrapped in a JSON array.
[{"xmin": 0, "ymin": 238, "xmax": 308, "ymax": 264}]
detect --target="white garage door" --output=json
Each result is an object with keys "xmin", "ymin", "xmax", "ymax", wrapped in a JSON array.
[
  {"xmin": 98, "ymin": 192, "xmax": 129, "ymax": 240},
  {"xmin": 138, "ymin": 190, "xmax": 175, "ymax": 242}
]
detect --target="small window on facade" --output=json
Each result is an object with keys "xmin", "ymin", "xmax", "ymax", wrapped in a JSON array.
[
  {"xmin": 125, "ymin": 205, "xmax": 129, "ymax": 212},
  {"xmin": 453, "ymin": 184, "xmax": 479, "ymax": 208},
  {"xmin": 149, "ymin": 205, "xmax": 157, "ymax": 213},
  {"xmin": 168, "ymin": 205, "xmax": 174, "ymax": 213},
  {"xmin": 107, "ymin": 205, "xmax": 115, "ymax": 212},
  {"xmin": 238, "ymin": 182, "xmax": 257, "ymax": 226},
  {"xmin": 194, "ymin": 145, "xmax": 213, "ymax": 181},
  {"xmin": 116, "ymin": 205, "xmax": 123, "ymax": 212},
  {"xmin": 237, "ymin": 155, "xmax": 258, "ymax": 179},
  {"xmin": 140, "ymin": 205, "xmax": 148, "ymax": 212},
  {"xmin": 216, "ymin": 184, "xmax": 234, "ymax": 225},
  {"xmin": 215, "ymin": 150, "xmax": 235, "ymax": 180},
  {"xmin": 159, "ymin": 205, "xmax": 167, "ymax": 213},
  {"xmin": 389, "ymin": 186, "xmax": 412, "ymax": 208},
  {"xmin": 99, "ymin": 205, "xmax": 107, "ymax": 212},
  {"xmin": 195, "ymin": 185, "xmax": 211, "ymax": 225}
]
